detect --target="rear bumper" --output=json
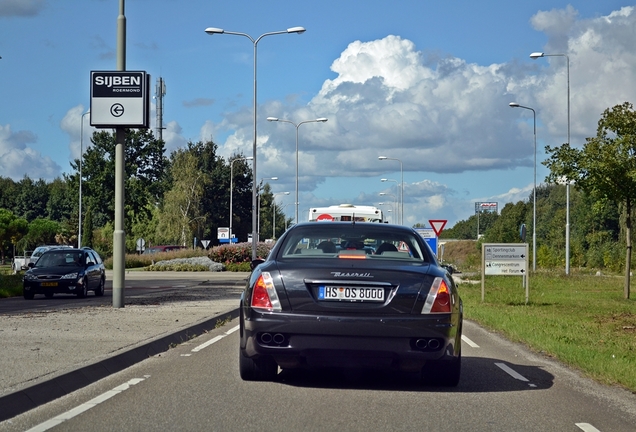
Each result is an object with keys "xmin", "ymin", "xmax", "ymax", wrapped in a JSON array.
[{"xmin": 241, "ymin": 310, "xmax": 461, "ymax": 371}]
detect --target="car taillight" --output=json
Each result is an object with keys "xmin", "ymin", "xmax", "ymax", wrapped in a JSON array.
[
  {"xmin": 421, "ymin": 277, "xmax": 452, "ymax": 314},
  {"xmin": 251, "ymin": 272, "xmax": 282, "ymax": 312}
]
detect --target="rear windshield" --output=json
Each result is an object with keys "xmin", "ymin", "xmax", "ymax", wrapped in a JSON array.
[{"xmin": 278, "ymin": 225, "xmax": 429, "ymax": 262}]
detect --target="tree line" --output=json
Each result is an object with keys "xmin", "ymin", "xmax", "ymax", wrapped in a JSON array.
[
  {"xmin": 441, "ymin": 102, "xmax": 636, "ymax": 298},
  {"xmin": 0, "ymin": 129, "xmax": 291, "ymax": 262}
]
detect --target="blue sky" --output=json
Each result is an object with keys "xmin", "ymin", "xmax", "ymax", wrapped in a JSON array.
[{"xmin": 1, "ymin": 0, "xmax": 635, "ymax": 228}]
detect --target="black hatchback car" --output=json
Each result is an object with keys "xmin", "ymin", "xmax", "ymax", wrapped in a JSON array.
[
  {"xmin": 23, "ymin": 247, "xmax": 106, "ymax": 299},
  {"xmin": 239, "ymin": 222, "xmax": 463, "ymax": 386}
]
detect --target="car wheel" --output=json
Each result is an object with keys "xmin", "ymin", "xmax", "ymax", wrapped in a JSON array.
[
  {"xmin": 239, "ymin": 349, "xmax": 278, "ymax": 381},
  {"xmin": 421, "ymin": 354, "xmax": 461, "ymax": 387},
  {"xmin": 44, "ymin": 292, "xmax": 54, "ymax": 299},
  {"xmin": 23, "ymin": 291, "xmax": 34, "ymax": 300},
  {"xmin": 95, "ymin": 278, "xmax": 105, "ymax": 297},
  {"xmin": 77, "ymin": 285, "xmax": 87, "ymax": 298}
]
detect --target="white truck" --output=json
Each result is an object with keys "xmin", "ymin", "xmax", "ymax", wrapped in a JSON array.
[
  {"xmin": 308, "ymin": 204, "xmax": 385, "ymax": 223},
  {"xmin": 12, "ymin": 250, "xmax": 33, "ymax": 274}
]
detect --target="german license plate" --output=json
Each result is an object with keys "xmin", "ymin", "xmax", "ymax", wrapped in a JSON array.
[
  {"xmin": 318, "ymin": 286, "xmax": 384, "ymax": 302},
  {"xmin": 41, "ymin": 282, "xmax": 58, "ymax": 287}
]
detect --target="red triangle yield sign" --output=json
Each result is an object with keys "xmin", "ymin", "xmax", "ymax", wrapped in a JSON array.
[{"xmin": 429, "ymin": 220, "xmax": 447, "ymax": 237}]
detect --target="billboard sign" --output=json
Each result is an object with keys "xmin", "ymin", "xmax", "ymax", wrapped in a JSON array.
[{"xmin": 90, "ymin": 71, "xmax": 150, "ymax": 128}]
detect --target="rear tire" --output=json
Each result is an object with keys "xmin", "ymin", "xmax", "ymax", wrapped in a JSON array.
[{"xmin": 239, "ymin": 349, "xmax": 278, "ymax": 381}]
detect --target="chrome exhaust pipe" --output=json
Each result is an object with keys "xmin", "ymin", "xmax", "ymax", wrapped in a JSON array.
[
  {"xmin": 428, "ymin": 339, "xmax": 441, "ymax": 350},
  {"xmin": 415, "ymin": 339, "xmax": 428, "ymax": 349},
  {"xmin": 260, "ymin": 333, "xmax": 273, "ymax": 344},
  {"xmin": 273, "ymin": 333, "xmax": 285, "ymax": 344}
]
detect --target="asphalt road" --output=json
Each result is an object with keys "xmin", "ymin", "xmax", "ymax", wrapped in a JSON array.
[{"xmin": 3, "ymin": 319, "xmax": 636, "ymax": 431}]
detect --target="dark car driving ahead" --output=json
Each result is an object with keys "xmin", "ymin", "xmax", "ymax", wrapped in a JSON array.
[
  {"xmin": 22, "ymin": 247, "xmax": 106, "ymax": 299},
  {"xmin": 239, "ymin": 222, "xmax": 463, "ymax": 386}
]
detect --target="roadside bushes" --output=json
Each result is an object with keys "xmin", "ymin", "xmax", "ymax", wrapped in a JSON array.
[
  {"xmin": 208, "ymin": 242, "xmax": 273, "ymax": 265},
  {"xmin": 102, "ymin": 242, "xmax": 274, "ymax": 271}
]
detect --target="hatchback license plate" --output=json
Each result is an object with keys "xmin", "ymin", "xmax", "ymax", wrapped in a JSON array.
[
  {"xmin": 318, "ymin": 286, "xmax": 384, "ymax": 302},
  {"xmin": 41, "ymin": 282, "xmax": 58, "ymax": 287}
]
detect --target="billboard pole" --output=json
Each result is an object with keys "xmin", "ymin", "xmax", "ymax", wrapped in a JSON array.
[{"xmin": 113, "ymin": 0, "xmax": 126, "ymax": 308}]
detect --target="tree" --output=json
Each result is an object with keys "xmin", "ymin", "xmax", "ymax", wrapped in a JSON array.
[
  {"xmin": 75, "ymin": 129, "xmax": 169, "ymax": 229},
  {"xmin": 0, "ymin": 208, "xmax": 28, "ymax": 262},
  {"xmin": 158, "ymin": 149, "xmax": 208, "ymax": 246},
  {"xmin": 485, "ymin": 201, "xmax": 528, "ymax": 244},
  {"xmin": 544, "ymin": 102, "xmax": 636, "ymax": 299},
  {"xmin": 14, "ymin": 176, "xmax": 49, "ymax": 221},
  {"xmin": 19, "ymin": 218, "xmax": 61, "ymax": 250}
]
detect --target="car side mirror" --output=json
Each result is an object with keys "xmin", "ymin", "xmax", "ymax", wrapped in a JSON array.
[{"xmin": 441, "ymin": 264, "xmax": 454, "ymax": 275}]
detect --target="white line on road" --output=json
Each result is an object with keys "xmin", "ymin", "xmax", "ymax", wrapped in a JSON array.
[
  {"xmin": 191, "ymin": 335, "xmax": 225, "ymax": 352},
  {"xmin": 191, "ymin": 325, "xmax": 240, "ymax": 352},
  {"xmin": 25, "ymin": 377, "xmax": 148, "ymax": 432},
  {"xmin": 575, "ymin": 423, "xmax": 601, "ymax": 432},
  {"xmin": 225, "ymin": 325, "xmax": 240, "ymax": 334},
  {"xmin": 461, "ymin": 335, "xmax": 479, "ymax": 348},
  {"xmin": 495, "ymin": 362, "xmax": 529, "ymax": 382}
]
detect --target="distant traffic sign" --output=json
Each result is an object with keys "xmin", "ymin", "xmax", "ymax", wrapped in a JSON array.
[
  {"xmin": 483, "ymin": 243, "xmax": 528, "ymax": 275},
  {"xmin": 429, "ymin": 220, "xmax": 447, "ymax": 237}
]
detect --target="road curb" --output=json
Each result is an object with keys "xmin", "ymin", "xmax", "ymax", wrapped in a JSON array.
[{"xmin": 0, "ymin": 307, "xmax": 240, "ymax": 422}]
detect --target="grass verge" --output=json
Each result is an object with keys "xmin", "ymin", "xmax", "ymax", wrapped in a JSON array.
[
  {"xmin": 459, "ymin": 270, "xmax": 636, "ymax": 393},
  {"xmin": 0, "ymin": 271, "xmax": 23, "ymax": 298}
]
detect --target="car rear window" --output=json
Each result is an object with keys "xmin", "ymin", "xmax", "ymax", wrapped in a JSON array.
[{"xmin": 279, "ymin": 225, "xmax": 428, "ymax": 262}]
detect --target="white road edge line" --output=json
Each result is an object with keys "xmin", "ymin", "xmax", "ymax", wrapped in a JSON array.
[
  {"xmin": 575, "ymin": 423, "xmax": 602, "ymax": 432},
  {"xmin": 191, "ymin": 335, "xmax": 225, "ymax": 352},
  {"xmin": 25, "ymin": 377, "xmax": 147, "ymax": 432},
  {"xmin": 461, "ymin": 335, "xmax": 479, "ymax": 348},
  {"xmin": 191, "ymin": 325, "xmax": 239, "ymax": 353},
  {"xmin": 495, "ymin": 362, "xmax": 529, "ymax": 382}
]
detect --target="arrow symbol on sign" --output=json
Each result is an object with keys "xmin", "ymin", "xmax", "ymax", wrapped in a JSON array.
[{"xmin": 111, "ymin": 103, "xmax": 125, "ymax": 117}]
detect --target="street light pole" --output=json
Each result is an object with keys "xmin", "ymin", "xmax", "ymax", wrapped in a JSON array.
[
  {"xmin": 229, "ymin": 156, "xmax": 253, "ymax": 244},
  {"xmin": 380, "ymin": 178, "xmax": 399, "ymax": 223},
  {"xmin": 530, "ymin": 51, "xmax": 571, "ymax": 275},
  {"xmin": 79, "ymin": 110, "xmax": 90, "ymax": 248},
  {"xmin": 257, "ymin": 177, "xmax": 278, "ymax": 241},
  {"xmin": 272, "ymin": 191, "xmax": 290, "ymax": 239},
  {"xmin": 267, "ymin": 116, "xmax": 327, "ymax": 224},
  {"xmin": 509, "ymin": 102, "xmax": 537, "ymax": 271},
  {"xmin": 377, "ymin": 202, "xmax": 394, "ymax": 223},
  {"xmin": 378, "ymin": 156, "xmax": 404, "ymax": 224},
  {"xmin": 205, "ymin": 26, "xmax": 305, "ymax": 259}
]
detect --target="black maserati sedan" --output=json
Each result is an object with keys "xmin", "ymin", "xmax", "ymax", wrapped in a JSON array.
[{"xmin": 239, "ymin": 221, "xmax": 463, "ymax": 386}]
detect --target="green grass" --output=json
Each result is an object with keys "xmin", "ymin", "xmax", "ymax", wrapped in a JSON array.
[
  {"xmin": 459, "ymin": 270, "xmax": 636, "ymax": 392},
  {"xmin": 0, "ymin": 269, "xmax": 23, "ymax": 298}
]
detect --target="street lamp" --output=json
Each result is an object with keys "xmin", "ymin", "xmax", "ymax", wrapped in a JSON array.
[
  {"xmin": 78, "ymin": 110, "xmax": 90, "ymax": 248},
  {"xmin": 229, "ymin": 156, "xmax": 253, "ymax": 244},
  {"xmin": 272, "ymin": 191, "xmax": 290, "ymax": 239},
  {"xmin": 381, "ymin": 178, "xmax": 399, "ymax": 223},
  {"xmin": 531, "ymin": 51, "xmax": 571, "ymax": 275},
  {"xmin": 267, "ymin": 116, "xmax": 328, "ymax": 224},
  {"xmin": 378, "ymin": 156, "xmax": 404, "ymax": 224},
  {"xmin": 378, "ymin": 202, "xmax": 394, "ymax": 223},
  {"xmin": 509, "ymin": 102, "xmax": 537, "ymax": 271},
  {"xmin": 205, "ymin": 25, "xmax": 306, "ymax": 259},
  {"xmin": 257, "ymin": 177, "xmax": 278, "ymax": 241}
]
